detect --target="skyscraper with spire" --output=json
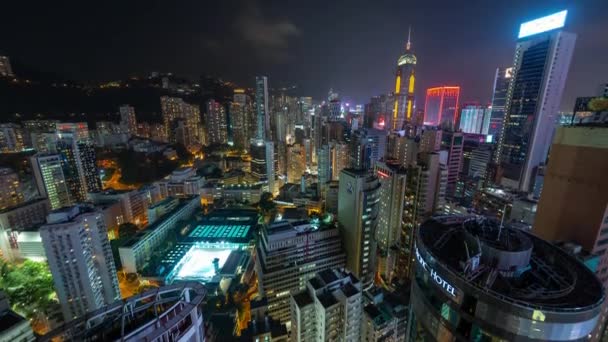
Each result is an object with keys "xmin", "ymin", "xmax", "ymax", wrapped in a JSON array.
[{"xmin": 392, "ymin": 27, "xmax": 417, "ymax": 130}]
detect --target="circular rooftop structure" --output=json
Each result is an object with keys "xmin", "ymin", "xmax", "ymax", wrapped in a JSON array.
[{"xmin": 410, "ymin": 215, "xmax": 604, "ymax": 341}]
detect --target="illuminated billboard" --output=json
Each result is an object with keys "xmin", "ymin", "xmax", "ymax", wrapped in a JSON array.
[{"xmin": 518, "ymin": 10, "xmax": 567, "ymax": 39}]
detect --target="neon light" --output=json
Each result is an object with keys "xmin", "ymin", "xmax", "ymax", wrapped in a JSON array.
[
  {"xmin": 393, "ymin": 100, "xmax": 398, "ymax": 129},
  {"xmin": 395, "ymin": 75, "xmax": 401, "ymax": 94},
  {"xmin": 377, "ymin": 170, "xmax": 390, "ymax": 178},
  {"xmin": 407, "ymin": 100, "xmax": 413, "ymax": 120},
  {"xmin": 408, "ymin": 74, "xmax": 415, "ymax": 93},
  {"xmin": 415, "ymin": 244, "xmax": 457, "ymax": 297},
  {"xmin": 518, "ymin": 10, "xmax": 567, "ymax": 39}
]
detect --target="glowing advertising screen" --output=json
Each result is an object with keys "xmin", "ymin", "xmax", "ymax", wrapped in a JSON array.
[{"xmin": 518, "ymin": 10, "xmax": 567, "ymax": 39}]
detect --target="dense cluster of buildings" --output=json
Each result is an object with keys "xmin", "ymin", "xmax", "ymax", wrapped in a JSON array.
[{"xmin": 0, "ymin": 7, "xmax": 607, "ymax": 342}]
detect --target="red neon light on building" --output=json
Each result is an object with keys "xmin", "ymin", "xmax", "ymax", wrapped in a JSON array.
[
  {"xmin": 424, "ymin": 86, "xmax": 460, "ymax": 128},
  {"xmin": 377, "ymin": 170, "xmax": 390, "ymax": 178}
]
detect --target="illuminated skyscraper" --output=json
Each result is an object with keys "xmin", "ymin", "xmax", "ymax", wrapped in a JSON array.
[
  {"xmin": 338, "ymin": 169, "xmax": 381, "ymax": 287},
  {"xmin": 441, "ymin": 131, "xmax": 464, "ymax": 197},
  {"xmin": 31, "ymin": 154, "xmax": 72, "ymax": 209},
  {"xmin": 160, "ymin": 96, "xmax": 202, "ymax": 145},
  {"xmin": 423, "ymin": 86, "xmax": 460, "ymax": 129},
  {"xmin": 205, "ymin": 99, "xmax": 228, "ymax": 145},
  {"xmin": 488, "ymin": 67, "xmax": 513, "ymax": 141},
  {"xmin": 393, "ymin": 27, "xmax": 417, "ymax": 130},
  {"xmin": 255, "ymin": 76, "xmax": 270, "ymax": 141},
  {"xmin": 496, "ymin": 10, "xmax": 576, "ymax": 192},
  {"xmin": 374, "ymin": 162, "xmax": 407, "ymax": 283},
  {"xmin": 41, "ymin": 205, "xmax": 120, "ymax": 321}
]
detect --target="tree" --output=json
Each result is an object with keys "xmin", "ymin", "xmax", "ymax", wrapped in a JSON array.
[{"xmin": 588, "ymin": 97, "xmax": 608, "ymax": 112}]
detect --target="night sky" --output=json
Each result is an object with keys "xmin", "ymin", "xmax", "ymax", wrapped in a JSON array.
[{"xmin": 2, "ymin": 0, "xmax": 607, "ymax": 109}]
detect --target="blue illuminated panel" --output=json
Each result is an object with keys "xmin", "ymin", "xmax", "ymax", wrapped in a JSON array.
[{"xmin": 518, "ymin": 10, "xmax": 567, "ymax": 39}]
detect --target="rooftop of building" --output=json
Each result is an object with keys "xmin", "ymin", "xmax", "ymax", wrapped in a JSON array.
[
  {"xmin": 418, "ymin": 216, "xmax": 604, "ymax": 312},
  {"xmin": 317, "ymin": 292, "xmax": 338, "ymax": 308},
  {"xmin": 122, "ymin": 196, "xmax": 198, "ymax": 248},
  {"xmin": 292, "ymin": 291, "xmax": 314, "ymax": 308},
  {"xmin": 0, "ymin": 197, "xmax": 47, "ymax": 214},
  {"xmin": 239, "ymin": 315, "xmax": 287, "ymax": 340}
]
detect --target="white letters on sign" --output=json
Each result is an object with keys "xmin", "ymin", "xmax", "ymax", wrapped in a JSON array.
[{"xmin": 415, "ymin": 244, "xmax": 457, "ymax": 297}]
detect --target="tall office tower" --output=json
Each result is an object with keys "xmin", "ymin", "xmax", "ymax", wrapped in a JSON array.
[
  {"xmin": 41, "ymin": 206, "xmax": 120, "ymax": 321},
  {"xmin": 488, "ymin": 67, "xmax": 513, "ymax": 141},
  {"xmin": 229, "ymin": 102, "xmax": 248, "ymax": 149},
  {"xmin": 119, "ymin": 105, "xmax": 137, "ymax": 136},
  {"xmin": 409, "ymin": 216, "xmax": 603, "ymax": 341},
  {"xmin": 31, "ymin": 154, "xmax": 72, "ymax": 209},
  {"xmin": 0, "ymin": 55, "xmax": 14, "ymax": 77},
  {"xmin": 255, "ymin": 220, "xmax": 345, "ymax": 326},
  {"xmin": 393, "ymin": 27, "xmax": 417, "ymax": 129},
  {"xmin": 400, "ymin": 153, "xmax": 447, "ymax": 281},
  {"xmin": 419, "ymin": 128, "xmax": 442, "ymax": 153},
  {"xmin": 532, "ymin": 126, "xmax": 608, "ymax": 340},
  {"xmin": 287, "ymin": 144, "xmax": 305, "ymax": 184},
  {"xmin": 290, "ymin": 269, "xmax": 362, "ymax": 341},
  {"xmin": 440, "ymin": 131, "xmax": 464, "ymax": 197},
  {"xmin": 250, "ymin": 141, "xmax": 267, "ymax": 179},
  {"xmin": 350, "ymin": 128, "xmax": 387, "ymax": 169},
  {"xmin": 205, "ymin": 99, "xmax": 228, "ymax": 145},
  {"xmin": 387, "ymin": 132, "xmax": 418, "ymax": 167},
  {"xmin": 423, "ymin": 86, "xmax": 460, "ymax": 129},
  {"xmin": 255, "ymin": 76, "xmax": 270, "ymax": 140},
  {"xmin": 0, "ymin": 168, "xmax": 23, "ymax": 210},
  {"xmin": 0, "ymin": 123, "xmax": 24, "ymax": 153},
  {"xmin": 327, "ymin": 97, "xmax": 342, "ymax": 121},
  {"xmin": 374, "ymin": 162, "xmax": 407, "ymax": 283},
  {"xmin": 496, "ymin": 10, "xmax": 576, "ymax": 192},
  {"xmin": 338, "ymin": 169, "xmax": 381, "ymax": 287},
  {"xmin": 459, "ymin": 104, "xmax": 491, "ymax": 134}
]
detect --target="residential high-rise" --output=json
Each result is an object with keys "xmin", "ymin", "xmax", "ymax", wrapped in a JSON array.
[
  {"xmin": 0, "ymin": 168, "xmax": 24, "ymax": 210},
  {"xmin": 532, "ymin": 125, "xmax": 608, "ymax": 340},
  {"xmin": 265, "ymin": 141, "xmax": 276, "ymax": 194},
  {"xmin": 290, "ymin": 269, "xmax": 362, "ymax": 341},
  {"xmin": 400, "ymin": 152, "xmax": 447, "ymax": 281},
  {"xmin": 440, "ymin": 131, "xmax": 464, "ymax": 197},
  {"xmin": 409, "ymin": 216, "xmax": 603, "ymax": 341},
  {"xmin": 255, "ymin": 220, "xmax": 345, "ymax": 326},
  {"xmin": 41, "ymin": 205, "xmax": 120, "ymax": 321},
  {"xmin": 374, "ymin": 162, "xmax": 407, "ymax": 283},
  {"xmin": 392, "ymin": 27, "xmax": 417, "ymax": 129},
  {"xmin": 387, "ymin": 132, "xmax": 418, "ymax": 167},
  {"xmin": 75, "ymin": 140, "xmax": 102, "ymax": 193},
  {"xmin": 161, "ymin": 96, "xmax": 202, "ymax": 145},
  {"xmin": 287, "ymin": 144, "xmax": 305, "ymax": 184},
  {"xmin": 330, "ymin": 141, "xmax": 349, "ymax": 181},
  {"xmin": 459, "ymin": 104, "xmax": 491, "ymax": 135},
  {"xmin": 0, "ymin": 55, "xmax": 13, "ymax": 77},
  {"xmin": 488, "ymin": 67, "xmax": 513, "ymax": 141},
  {"xmin": 338, "ymin": 169, "xmax": 381, "ymax": 287},
  {"xmin": 496, "ymin": 10, "xmax": 576, "ymax": 192},
  {"xmin": 205, "ymin": 99, "xmax": 228, "ymax": 145},
  {"xmin": 119, "ymin": 105, "xmax": 137, "ymax": 136},
  {"xmin": 31, "ymin": 154, "xmax": 72, "ymax": 209},
  {"xmin": 423, "ymin": 86, "xmax": 460, "ymax": 129}
]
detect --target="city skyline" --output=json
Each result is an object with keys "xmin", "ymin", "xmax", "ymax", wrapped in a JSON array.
[{"xmin": 1, "ymin": 1, "xmax": 607, "ymax": 108}]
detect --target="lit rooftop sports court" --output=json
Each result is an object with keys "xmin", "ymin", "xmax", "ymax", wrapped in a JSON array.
[{"xmin": 188, "ymin": 224, "xmax": 251, "ymax": 240}]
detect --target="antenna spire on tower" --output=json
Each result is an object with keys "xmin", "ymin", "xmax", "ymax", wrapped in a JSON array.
[{"xmin": 406, "ymin": 26, "xmax": 412, "ymax": 51}]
